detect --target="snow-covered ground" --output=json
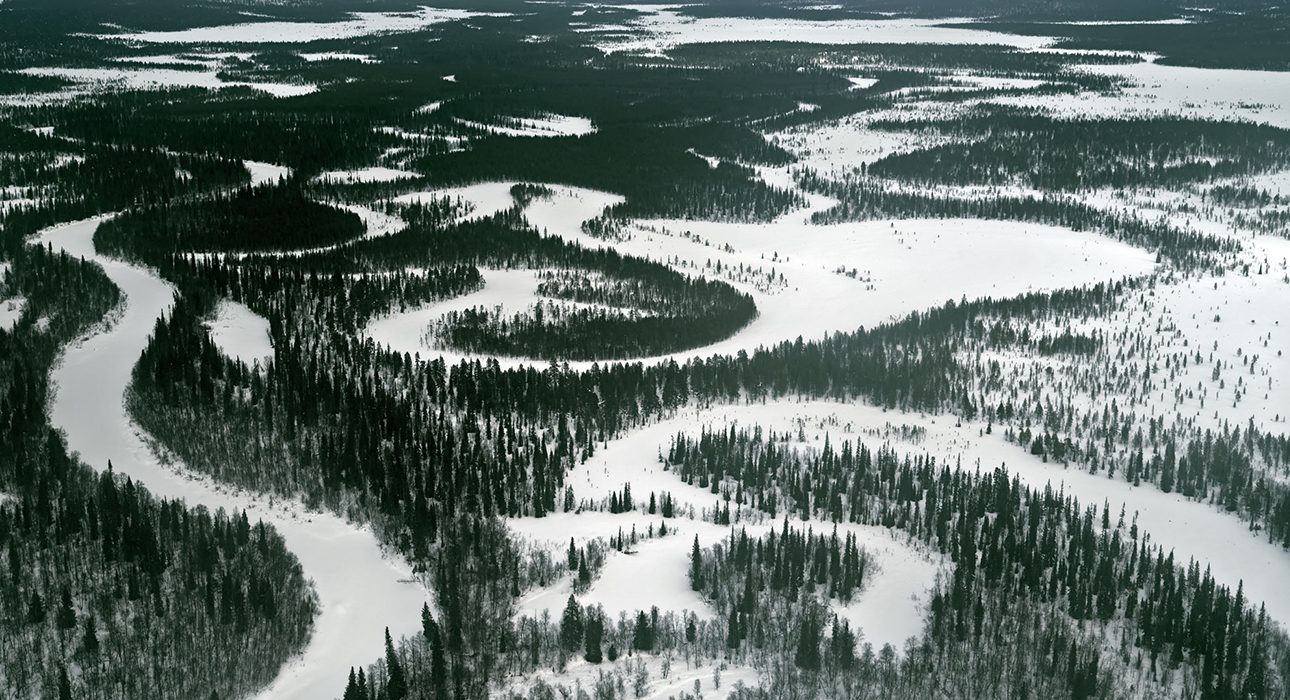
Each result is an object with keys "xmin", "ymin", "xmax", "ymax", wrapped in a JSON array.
[
  {"xmin": 393, "ymin": 181, "xmax": 517, "ymax": 223},
  {"xmin": 994, "ymin": 59, "xmax": 1290, "ymax": 129},
  {"xmin": 35, "ymin": 217, "xmax": 430, "ymax": 700},
  {"xmin": 366, "ymin": 181, "xmax": 1156, "ymax": 371},
  {"xmin": 205, "ymin": 299, "xmax": 273, "ymax": 368},
  {"xmin": 553, "ymin": 399, "xmax": 1290, "ymax": 631},
  {"xmin": 367, "ymin": 267, "xmax": 537, "ymax": 357},
  {"xmin": 17, "ymin": 66, "xmax": 317, "ymax": 98},
  {"xmin": 314, "ymin": 166, "xmax": 420, "ymax": 184},
  {"xmin": 245, "ymin": 160, "xmax": 293, "ymax": 188},
  {"xmin": 104, "ymin": 7, "xmax": 490, "ymax": 44},
  {"xmin": 0, "ymin": 296, "xmax": 26, "ymax": 329},
  {"xmin": 512, "ymin": 403, "xmax": 945, "ymax": 654},
  {"xmin": 454, "ymin": 114, "xmax": 597, "ymax": 138},
  {"xmin": 586, "ymin": 11, "xmax": 1053, "ymax": 55}
]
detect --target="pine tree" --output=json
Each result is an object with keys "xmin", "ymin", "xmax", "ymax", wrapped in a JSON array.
[
  {"xmin": 584, "ymin": 608, "xmax": 604, "ymax": 664},
  {"xmin": 56, "ymin": 588, "xmax": 77, "ymax": 630},
  {"xmin": 82, "ymin": 614, "xmax": 99, "ymax": 655},
  {"xmin": 560, "ymin": 595, "xmax": 584, "ymax": 651},
  {"xmin": 58, "ymin": 667, "xmax": 71, "ymax": 700},
  {"xmin": 27, "ymin": 591, "xmax": 45, "ymax": 624},
  {"xmin": 794, "ymin": 605, "xmax": 821, "ymax": 671},
  {"xmin": 689, "ymin": 536, "xmax": 705, "ymax": 591},
  {"xmin": 633, "ymin": 611, "xmax": 654, "ymax": 652},
  {"xmin": 385, "ymin": 628, "xmax": 407, "ymax": 700}
]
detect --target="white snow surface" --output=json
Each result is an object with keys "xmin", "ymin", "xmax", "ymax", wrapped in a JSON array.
[
  {"xmin": 18, "ymin": 66, "xmax": 317, "ymax": 97},
  {"xmin": 0, "ymin": 297, "xmax": 26, "ymax": 329},
  {"xmin": 588, "ymin": 11, "xmax": 1054, "ymax": 55},
  {"xmin": 205, "ymin": 299, "xmax": 274, "ymax": 367},
  {"xmin": 367, "ymin": 267, "xmax": 538, "ymax": 357},
  {"xmin": 368, "ymin": 181, "xmax": 1156, "ymax": 371},
  {"xmin": 298, "ymin": 52, "xmax": 377, "ymax": 63},
  {"xmin": 244, "ymin": 160, "xmax": 293, "ymax": 188},
  {"xmin": 993, "ymin": 59, "xmax": 1290, "ymax": 129},
  {"xmin": 314, "ymin": 166, "xmax": 420, "ymax": 184},
  {"xmin": 35, "ymin": 217, "xmax": 430, "ymax": 700},
  {"xmin": 512, "ymin": 402, "xmax": 945, "ymax": 654},
  {"xmin": 393, "ymin": 181, "xmax": 517, "ymax": 223},
  {"xmin": 454, "ymin": 114, "xmax": 597, "ymax": 138},
  {"xmin": 105, "ymin": 7, "xmax": 489, "ymax": 44}
]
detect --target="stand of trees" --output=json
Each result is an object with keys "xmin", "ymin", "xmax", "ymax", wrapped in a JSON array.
[
  {"xmin": 866, "ymin": 109, "xmax": 1290, "ymax": 191},
  {"xmin": 798, "ymin": 169, "xmax": 1238, "ymax": 270},
  {"xmin": 96, "ymin": 180, "xmax": 364, "ymax": 260}
]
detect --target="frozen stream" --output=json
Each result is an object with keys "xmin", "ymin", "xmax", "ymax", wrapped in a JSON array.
[{"xmin": 37, "ymin": 217, "xmax": 429, "ymax": 700}]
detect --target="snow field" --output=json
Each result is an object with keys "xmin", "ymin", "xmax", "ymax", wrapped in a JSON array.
[
  {"xmin": 621, "ymin": 399, "xmax": 1290, "ymax": 632},
  {"xmin": 367, "ymin": 267, "xmax": 538, "ymax": 362},
  {"xmin": 393, "ymin": 181, "xmax": 518, "ymax": 224},
  {"xmin": 511, "ymin": 403, "xmax": 946, "ymax": 655},
  {"xmin": 17, "ymin": 66, "xmax": 317, "ymax": 98},
  {"xmin": 367, "ymin": 180, "xmax": 1154, "ymax": 375},
  {"xmin": 104, "ymin": 7, "xmax": 491, "ymax": 44},
  {"xmin": 0, "ymin": 296, "xmax": 26, "ymax": 329},
  {"xmin": 205, "ymin": 299, "xmax": 274, "ymax": 368},
  {"xmin": 587, "ymin": 12, "xmax": 1054, "ymax": 55},
  {"xmin": 497, "ymin": 652, "xmax": 761, "ymax": 700},
  {"xmin": 314, "ymin": 166, "xmax": 420, "ymax": 184},
  {"xmin": 35, "ymin": 218, "xmax": 430, "ymax": 700},
  {"xmin": 244, "ymin": 160, "xmax": 293, "ymax": 188},
  {"xmin": 454, "ymin": 114, "xmax": 597, "ymax": 138}
]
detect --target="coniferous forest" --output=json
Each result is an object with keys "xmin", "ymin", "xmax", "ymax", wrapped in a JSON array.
[{"xmin": 1, "ymin": 0, "xmax": 1288, "ymax": 698}]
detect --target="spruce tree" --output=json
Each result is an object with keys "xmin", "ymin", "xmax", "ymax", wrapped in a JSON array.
[
  {"xmin": 385, "ymin": 628, "xmax": 407, "ymax": 700},
  {"xmin": 559, "ymin": 595, "xmax": 584, "ymax": 651},
  {"xmin": 689, "ymin": 536, "xmax": 705, "ymax": 591},
  {"xmin": 584, "ymin": 610, "xmax": 603, "ymax": 663}
]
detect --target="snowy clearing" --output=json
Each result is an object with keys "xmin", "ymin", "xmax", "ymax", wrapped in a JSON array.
[
  {"xmin": 454, "ymin": 114, "xmax": 597, "ymax": 138},
  {"xmin": 588, "ymin": 11, "xmax": 1054, "ymax": 55},
  {"xmin": 366, "ymin": 181, "xmax": 1156, "ymax": 371},
  {"xmin": 244, "ymin": 160, "xmax": 293, "ymax": 188},
  {"xmin": 35, "ymin": 218, "xmax": 430, "ymax": 700},
  {"xmin": 17, "ymin": 66, "xmax": 317, "ymax": 98},
  {"xmin": 0, "ymin": 296, "xmax": 26, "ymax": 329},
  {"xmin": 205, "ymin": 299, "xmax": 273, "ymax": 368},
  {"xmin": 313, "ymin": 166, "xmax": 420, "ymax": 184},
  {"xmin": 366, "ymin": 267, "xmax": 536, "ymax": 358},
  {"xmin": 993, "ymin": 59, "xmax": 1290, "ymax": 129},
  {"xmin": 104, "ymin": 7, "xmax": 490, "ymax": 44},
  {"xmin": 616, "ymin": 399, "xmax": 1290, "ymax": 632},
  {"xmin": 393, "ymin": 181, "xmax": 517, "ymax": 224}
]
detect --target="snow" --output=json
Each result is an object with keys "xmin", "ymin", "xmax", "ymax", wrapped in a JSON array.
[
  {"xmin": 366, "ymin": 267, "xmax": 537, "ymax": 357},
  {"xmin": 415, "ymin": 100, "xmax": 443, "ymax": 114},
  {"xmin": 993, "ymin": 59, "xmax": 1290, "ymax": 129},
  {"xmin": 205, "ymin": 299, "xmax": 273, "ymax": 367},
  {"xmin": 338, "ymin": 202, "xmax": 406, "ymax": 240},
  {"xmin": 244, "ymin": 160, "xmax": 293, "ymax": 188},
  {"xmin": 587, "ymin": 11, "xmax": 1055, "ymax": 55},
  {"xmin": 454, "ymin": 114, "xmax": 597, "ymax": 138},
  {"xmin": 847, "ymin": 77, "xmax": 879, "ymax": 90},
  {"xmin": 564, "ymin": 398, "xmax": 1290, "ymax": 634},
  {"xmin": 367, "ymin": 179, "xmax": 1155, "ymax": 372},
  {"xmin": 393, "ymin": 181, "xmax": 517, "ymax": 223},
  {"xmin": 511, "ymin": 403, "xmax": 945, "ymax": 653},
  {"xmin": 298, "ymin": 52, "xmax": 377, "ymax": 63},
  {"xmin": 313, "ymin": 166, "xmax": 420, "ymax": 184},
  {"xmin": 34, "ymin": 217, "xmax": 430, "ymax": 700},
  {"xmin": 105, "ymin": 7, "xmax": 490, "ymax": 44},
  {"xmin": 0, "ymin": 296, "xmax": 26, "ymax": 329},
  {"xmin": 17, "ymin": 66, "xmax": 317, "ymax": 98}
]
